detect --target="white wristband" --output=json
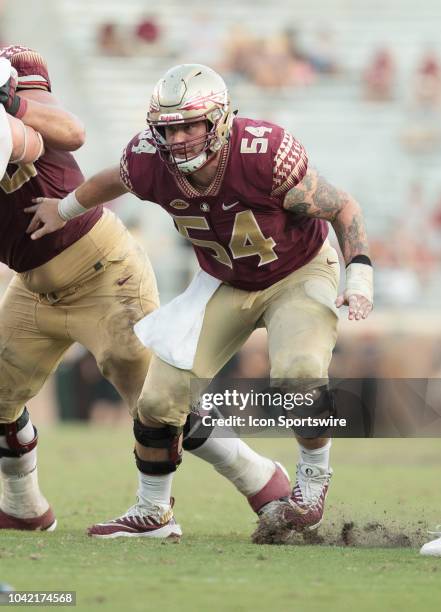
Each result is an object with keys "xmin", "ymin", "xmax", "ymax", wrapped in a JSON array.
[
  {"xmin": 58, "ymin": 191, "xmax": 88, "ymax": 221},
  {"xmin": 345, "ymin": 263, "xmax": 373, "ymax": 303}
]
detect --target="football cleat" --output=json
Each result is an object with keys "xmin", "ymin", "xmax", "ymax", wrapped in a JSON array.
[
  {"xmin": 0, "ymin": 506, "xmax": 56, "ymax": 531},
  {"xmin": 247, "ymin": 462, "xmax": 291, "ymax": 513},
  {"xmin": 252, "ymin": 463, "xmax": 332, "ymax": 542},
  {"xmin": 279, "ymin": 463, "xmax": 333, "ymax": 532},
  {"xmin": 420, "ymin": 527, "xmax": 441, "ymax": 556},
  {"xmin": 87, "ymin": 500, "xmax": 182, "ymax": 540}
]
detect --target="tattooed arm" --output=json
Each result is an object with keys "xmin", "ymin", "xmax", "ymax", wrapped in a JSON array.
[
  {"xmin": 283, "ymin": 167, "xmax": 373, "ymax": 320},
  {"xmin": 283, "ymin": 167, "xmax": 369, "ymax": 265}
]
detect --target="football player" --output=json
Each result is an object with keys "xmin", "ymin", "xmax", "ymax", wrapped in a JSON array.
[
  {"xmin": 0, "ymin": 59, "xmax": 44, "ymax": 175},
  {"xmin": 0, "ymin": 51, "xmax": 290, "ymax": 534},
  {"xmin": 27, "ymin": 64, "xmax": 373, "ymax": 540}
]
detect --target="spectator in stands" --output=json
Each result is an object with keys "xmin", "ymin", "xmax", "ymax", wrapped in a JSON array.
[
  {"xmin": 428, "ymin": 189, "xmax": 441, "ymax": 258},
  {"xmin": 97, "ymin": 22, "xmax": 128, "ymax": 57},
  {"xmin": 306, "ymin": 24, "xmax": 340, "ymax": 75},
  {"xmin": 413, "ymin": 49, "xmax": 441, "ymax": 109},
  {"xmin": 132, "ymin": 14, "xmax": 167, "ymax": 57},
  {"xmin": 401, "ymin": 49, "xmax": 441, "ymax": 153},
  {"xmin": 362, "ymin": 47, "xmax": 396, "ymax": 101},
  {"xmin": 430, "ymin": 191, "xmax": 441, "ymax": 233},
  {"xmin": 135, "ymin": 15, "xmax": 161, "ymax": 45},
  {"xmin": 222, "ymin": 24, "xmax": 259, "ymax": 82},
  {"xmin": 250, "ymin": 31, "xmax": 316, "ymax": 89}
]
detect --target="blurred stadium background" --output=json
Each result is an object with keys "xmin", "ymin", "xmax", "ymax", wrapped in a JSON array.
[{"xmin": 1, "ymin": 0, "xmax": 441, "ymax": 424}]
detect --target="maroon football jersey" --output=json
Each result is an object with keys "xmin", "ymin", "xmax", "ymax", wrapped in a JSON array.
[
  {"xmin": 0, "ymin": 46, "xmax": 102, "ymax": 272},
  {"xmin": 121, "ymin": 117, "xmax": 328, "ymax": 290}
]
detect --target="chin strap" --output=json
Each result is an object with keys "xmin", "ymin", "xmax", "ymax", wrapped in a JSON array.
[{"xmin": 176, "ymin": 151, "xmax": 208, "ymax": 174}]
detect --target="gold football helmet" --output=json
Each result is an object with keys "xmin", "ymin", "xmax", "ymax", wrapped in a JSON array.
[{"xmin": 147, "ymin": 64, "xmax": 233, "ymax": 174}]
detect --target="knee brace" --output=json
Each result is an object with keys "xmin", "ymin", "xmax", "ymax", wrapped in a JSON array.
[
  {"xmin": 133, "ymin": 418, "xmax": 183, "ymax": 475},
  {"xmin": 182, "ymin": 410, "xmax": 215, "ymax": 452},
  {"xmin": 285, "ymin": 385, "xmax": 336, "ymax": 439},
  {"xmin": 0, "ymin": 408, "xmax": 38, "ymax": 458},
  {"xmin": 260, "ymin": 385, "xmax": 335, "ymax": 439}
]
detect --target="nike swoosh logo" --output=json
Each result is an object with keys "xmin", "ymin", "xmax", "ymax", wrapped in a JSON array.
[
  {"xmin": 222, "ymin": 201, "xmax": 240, "ymax": 211},
  {"xmin": 326, "ymin": 259, "xmax": 338, "ymax": 265}
]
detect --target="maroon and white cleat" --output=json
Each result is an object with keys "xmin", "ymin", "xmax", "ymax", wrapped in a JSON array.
[
  {"xmin": 252, "ymin": 463, "xmax": 332, "ymax": 543},
  {"xmin": 276, "ymin": 463, "xmax": 333, "ymax": 532},
  {"xmin": 87, "ymin": 500, "xmax": 182, "ymax": 540},
  {"xmin": 247, "ymin": 462, "xmax": 291, "ymax": 513},
  {"xmin": 0, "ymin": 506, "xmax": 57, "ymax": 531}
]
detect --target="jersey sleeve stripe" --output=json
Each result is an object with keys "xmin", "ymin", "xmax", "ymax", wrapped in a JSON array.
[
  {"xmin": 120, "ymin": 147, "xmax": 136, "ymax": 194},
  {"xmin": 17, "ymin": 74, "xmax": 50, "ymax": 90},
  {"xmin": 271, "ymin": 130, "xmax": 308, "ymax": 197}
]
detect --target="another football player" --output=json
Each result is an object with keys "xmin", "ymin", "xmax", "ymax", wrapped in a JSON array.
[
  {"xmin": 0, "ymin": 59, "xmax": 44, "ymax": 176},
  {"xmin": 27, "ymin": 64, "xmax": 373, "ymax": 539},
  {"xmin": 0, "ymin": 52, "xmax": 290, "ymax": 535}
]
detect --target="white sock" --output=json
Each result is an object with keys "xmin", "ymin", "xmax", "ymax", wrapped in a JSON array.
[
  {"xmin": 0, "ymin": 468, "xmax": 49, "ymax": 518},
  {"xmin": 0, "ymin": 419, "xmax": 48, "ymax": 517},
  {"xmin": 190, "ymin": 427, "xmax": 275, "ymax": 496},
  {"xmin": 298, "ymin": 439, "xmax": 331, "ymax": 472},
  {"xmin": 137, "ymin": 471, "xmax": 174, "ymax": 514}
]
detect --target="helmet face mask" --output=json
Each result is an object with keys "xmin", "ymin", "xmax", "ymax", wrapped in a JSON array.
[
  {"xmin": 152, "ymin": 118, "xmax": 217, "ymax": 174},
  {"xmin": 147, "ymin": 64, "xmax": 233, "ymax": 174}
]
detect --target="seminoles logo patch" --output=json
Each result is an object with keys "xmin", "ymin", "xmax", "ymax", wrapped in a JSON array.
[{"xmin": 169, "ymin": 199, "xmax": 190, "ymax": 210}]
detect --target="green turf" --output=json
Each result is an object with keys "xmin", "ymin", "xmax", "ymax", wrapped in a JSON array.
[{"xmin": 1, "ymin": 427, "xmax": 441, "ymax": 611}]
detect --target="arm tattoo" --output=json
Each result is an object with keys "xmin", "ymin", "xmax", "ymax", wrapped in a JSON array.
[
  {"xmin": 333, "ymin": 211, "xmax": 370, "ymax": 263},
  {"xmin": 283, "ymin": 167, "xmax": 345, "ymax": 220},
  {"xmin": 283, "ymin": 167, "xmax": 370, "ymax": 264}
]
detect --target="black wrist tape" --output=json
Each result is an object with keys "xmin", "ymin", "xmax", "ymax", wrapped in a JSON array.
[{"xmin": 347, "ymin": 255, "xmax": 372, "ymax": 267}]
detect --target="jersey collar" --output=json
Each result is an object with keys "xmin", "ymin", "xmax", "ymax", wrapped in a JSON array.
[{"xmin": 173, "ymin": 141, "xmax": 230, "ymax": 199}]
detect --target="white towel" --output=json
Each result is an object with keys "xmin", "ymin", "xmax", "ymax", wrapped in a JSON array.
[
  {"xmin": 134, "ymin": 270, "xmax": 221, "ymax": 370},
  {"xmin": 0, "ymin": 60, "xmax": 13, "ymax": 178}
]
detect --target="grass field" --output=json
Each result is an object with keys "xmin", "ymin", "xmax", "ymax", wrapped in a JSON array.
[{"xmin": 1, "ymin": 426, "xmax": 441, "ymax": 611}]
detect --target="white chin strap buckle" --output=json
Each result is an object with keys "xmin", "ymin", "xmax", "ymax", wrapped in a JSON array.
[{"xmin": 176, "ymin": 152, "xmax": 207, "ymax": 174}]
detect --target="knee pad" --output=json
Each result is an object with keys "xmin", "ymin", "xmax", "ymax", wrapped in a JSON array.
[
  {"xmin": 0, "ymin": 408, "xmax": 38, "ymax": 458},
  {"xmin": 133, "ymin": 418, "xmax": 183, "ymax": 475}
]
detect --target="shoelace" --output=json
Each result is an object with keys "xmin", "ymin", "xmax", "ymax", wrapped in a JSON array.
[
  {"xmin": 427, "ymin": 524, "xmax": 441, "ymax": 537},
  {"xmin": 117, "ymin": 503, "xmax": 171, "ymax": 526},
  {"xmin": 295, "ymin": 464, "xmax": 330, "ymax": 506}
]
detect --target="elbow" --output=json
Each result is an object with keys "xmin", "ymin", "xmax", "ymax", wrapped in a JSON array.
[
  {"xmin": 67, "ymin": 124, "xmax": 86, "ymax": 151},
  {"xmin": 337, "ymin": 195, "xmax": 360, "ymax": 219},
  {"xmin": 58, "ymin": 118, "xmax": 85, "ymax": 151}
]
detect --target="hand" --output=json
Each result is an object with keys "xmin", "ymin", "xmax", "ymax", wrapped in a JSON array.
[
  {"xmin": 24, "ymin": 197, "xmax": 66, "ymax": 240},
  {"xmin": 335, "ymin": 293, "xmax": 373, "ymax": 320}
]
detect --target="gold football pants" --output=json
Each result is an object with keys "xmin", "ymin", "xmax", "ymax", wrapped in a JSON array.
[
  {"xmin": 137, "ymin": 241, "xmax": 340, "ymax": 427},
  {"xmin": 0, "ymin": 210, "xmax": 158, "ymax": 423}
]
